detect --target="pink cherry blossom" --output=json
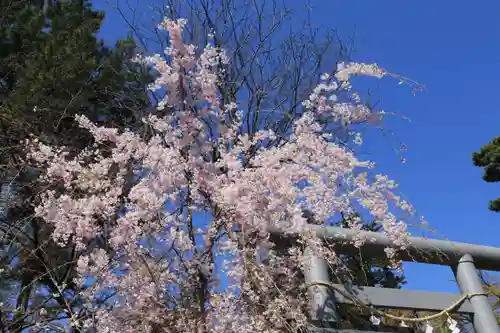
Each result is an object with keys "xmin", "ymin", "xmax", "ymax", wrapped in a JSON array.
[{"xmin": 27, "ymin": 17, "xmax": 419, "ymax": 333}]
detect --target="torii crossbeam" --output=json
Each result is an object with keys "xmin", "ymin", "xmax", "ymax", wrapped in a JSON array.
[{"xmin": 270, "ymin": 226, "xmax": 500, "ymax": 333}]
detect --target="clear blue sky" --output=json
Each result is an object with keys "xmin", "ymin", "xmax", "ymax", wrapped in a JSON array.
[{"xmin": 92, "ymin": 0, "xmax": 500, "ymax": 294}]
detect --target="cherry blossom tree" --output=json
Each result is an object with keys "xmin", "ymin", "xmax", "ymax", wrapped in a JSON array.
[{"xmin": 24, "ymin": 16, "xmax": 423, "ymax": 333}]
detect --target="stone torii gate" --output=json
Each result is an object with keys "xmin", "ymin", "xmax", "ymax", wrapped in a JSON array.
[{"xmin": 271, "ymin": 226, "xmax": 500, "ymax": 333}]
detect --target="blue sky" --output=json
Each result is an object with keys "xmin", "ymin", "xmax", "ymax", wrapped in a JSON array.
[{"xmin": 91, "ymin": 0, "xmax": 500, "ymax": 294}]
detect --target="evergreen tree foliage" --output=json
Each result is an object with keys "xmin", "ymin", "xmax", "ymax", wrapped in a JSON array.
[
  {"xmin": 0, "ymin": 0, "xmax": 152, "ymax": 330},
  {"xmin": 472, "ymin": 137, "xmax": 500, "ymax": 212}
]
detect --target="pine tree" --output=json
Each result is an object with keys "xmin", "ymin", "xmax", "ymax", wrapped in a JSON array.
[
  {"xmin": 472, "ymin": 137, "xmax": 500, "ymax": 212},
  {"xmin": 0, "ymin": 0, "xmax": 152, "ymax": 330}
]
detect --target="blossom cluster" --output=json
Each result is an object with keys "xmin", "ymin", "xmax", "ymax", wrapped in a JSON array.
[{"xmin": 28, "ymin": 17, "xmax": 417, "ymax": 333}]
